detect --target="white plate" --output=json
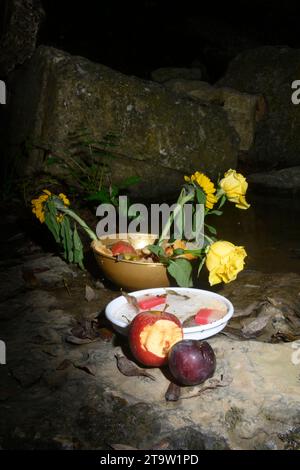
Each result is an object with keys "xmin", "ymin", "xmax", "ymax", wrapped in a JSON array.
[{"xmin": 105, "ymin": 287, "xmax": 234, "ymax": 340}]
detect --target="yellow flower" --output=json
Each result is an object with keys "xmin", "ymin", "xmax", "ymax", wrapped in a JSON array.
[
  {"xmin": 31, "ymin": 190, "xmax": 70, "ymax": 224},
  {"xmin": 206, "ymin": 240, "xmax": 247, "ymax": 286},
  {"xmin": 219, "ymin": 169, "xmax": 250, "ymax": 210},
  {"xmin": 31, "ymin": 189, "xmax": 52, "ymax": 223},
  {"xmin": 58, "ymin": 193, "xmax": 70, "ymax": 206},
  {"xmin": 184, "ymin": 171, "xmax": 217, "ymax": 209}
]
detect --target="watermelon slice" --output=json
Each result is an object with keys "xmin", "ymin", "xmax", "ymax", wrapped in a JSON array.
[
  {"xmin": 194, "ymin": 308, "xmax": 225, "ymax": 325},
  {"xmin": 138, "ymin": 296, "xmax": 166, "ymax": 310}
]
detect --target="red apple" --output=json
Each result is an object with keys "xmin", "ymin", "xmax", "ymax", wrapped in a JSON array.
[
  {"xmin": 129, "ymin": 311, "xmax": 183, "ymax": 367},
  {"xmin": 110, "ymin": 241, "xmax": 136, "ymax": 256}
]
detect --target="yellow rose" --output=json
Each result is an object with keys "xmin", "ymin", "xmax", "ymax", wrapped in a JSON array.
[
  {"xmin": 219, "ymin": 169, "xmax": 250, "ymax": 210},
  {"xmin": 206, "ymin": 240, "xmax": 247, "ymax": 286}
]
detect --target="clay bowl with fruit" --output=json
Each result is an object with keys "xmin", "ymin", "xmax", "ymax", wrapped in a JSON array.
[
  {"xmin": 91, "ymin": 233, "xmax": 170, "ymax": 291},
  {"xmin": 105, "ymin": 287, "xmax": 234, "ymax": 340}
]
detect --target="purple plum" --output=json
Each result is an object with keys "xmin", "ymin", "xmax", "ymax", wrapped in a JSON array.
[{"xmin": 168, "ymin": 340, "xmax": 216, "ymax": 386}]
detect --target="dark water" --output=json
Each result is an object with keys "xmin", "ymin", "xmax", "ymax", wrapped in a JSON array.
[{"xmin": 213, "ymin": 191, "xmax": 300, "ymax": 274}]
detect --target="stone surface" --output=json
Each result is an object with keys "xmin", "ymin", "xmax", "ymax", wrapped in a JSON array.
[
  {"xmin": 0, "ymin": 0, "xmax": 44, "ymax": 76},
  {"xmin": 164, "ymin": 79, "xmax": 265, "ymax": 151},
  {"xmin": 4, "ymin": 46, "xmax": 239, "ymax": 197},
  {"xmin": 248, "ymin": 166, "xmax": 300, "ymax": 192},
  {"xmin": 218, "ymin": 46, "xmax": 300, "ymax": 169},
  {"xmin": 151, "ymin": 67, "xmax": 206, "ymax": 83},
  {"xmin": 1, "ymin": 210, "xmax": 300, "ymax": 450}
]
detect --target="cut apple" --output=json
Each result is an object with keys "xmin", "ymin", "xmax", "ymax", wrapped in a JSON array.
[{"xmin": 129, "ymin": 311, "xmax": 183, "ymax": 367}]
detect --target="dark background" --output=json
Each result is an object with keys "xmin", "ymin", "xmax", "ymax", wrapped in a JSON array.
[{"xmin": 38, "ymin": 0, "xmax": 300, "ymax": 81}]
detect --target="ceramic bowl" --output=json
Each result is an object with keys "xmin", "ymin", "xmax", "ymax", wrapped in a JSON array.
[
  {"xmin": 91, "ymin": 233, "xmax": 170, "ymax": 291},
  {"xmin": 105, "ymin": 287, "xmax": 234, "ymax": 340}
]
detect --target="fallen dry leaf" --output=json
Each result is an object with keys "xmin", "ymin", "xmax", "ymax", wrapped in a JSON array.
[
  {"xmin": 56, "ymin": 359, "xmax": 73, "ymax": 370},
  {"xmin": 233, "ymin": 301, "xmax": 260, "ymax": 318},
  {"xmin": 65, "ymin": 335, "xmax": 97, "ymax": 345},
  {"xmin": 241, "ymin": 304, "xmax": 275, "ymax": 337},
  {"xmin": 115, "ymin": 354, "xmax": 155, "ymax": 380},
  {"xmin": 95, "ymin": 280, "xmax": 105, "ymax": 289},
  {"xmin": 182, "ymin": 316, "xmax": 197, "ymax": 328},
  {"xmin": 110, "ymin": 444, "xmax": 138, "ymax": 450},
  {"xmin": 121, "ymin": 291, "xmax": 139, "ymax": 312},
  {"xmin": 167, "ymin": 290, "xmax": 190, "ymax": 300},
  {"xmin": 22, "ymin": 269, "xmax": 39, "ymax": 287},
  {"xmin": 73, "ymin": 362, "xmax": 97, "ymax": 376},
  {"xmin": 71, "ymin": 318, "xmax": 99, "ymax": 340},
  {"xmin": 85, "ymin": 285, "xmax": 96, "ymax": 302},
  {"xmin": 150, "ymin": 439, "xmax": 171, "ymax": 450},
  {"xmin": 221, "ymin": 326, "xmax": 249, "ymax": 340},
  {"xmin": 271, "ymin": 330, "xmax": 300, "ymax": 343},
  {"xmin": 98, "ymin": 327, "xmax": 114, "ymax": 342},
  {"xmin": 165, "ymin": 382, "xmax": 181, "ymax": 401}
]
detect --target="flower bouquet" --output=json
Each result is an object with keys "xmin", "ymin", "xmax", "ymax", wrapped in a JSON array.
[{"xmin": 31, "ymin": 169, "xmax": 250, "ymax": 288}]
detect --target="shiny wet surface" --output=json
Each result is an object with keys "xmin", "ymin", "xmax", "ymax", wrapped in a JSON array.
[{"xmin": 212, "ymin": 190, "xmax": 300, "ymax": 274}]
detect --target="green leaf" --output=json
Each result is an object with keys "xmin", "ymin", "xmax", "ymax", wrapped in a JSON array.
[
  {"xmin": 119, "ymin": 175, "xmax": 141, "ymax": 189},
  {"xmin": 173, "ymin": 248, "xmax": 185, "ymax": 255},
  {"xmin": 73, "ymin": 225, "xmax": 85, "ymax": 269},
  {"xmin": 218, "ymin": 194, "xmax": 227, "ymax": 209},
  {"xmin": 46, "ymin": 156, "xmax": 61, "ymax": 166},
  {"xmin": 109, "ymin": 185, "xmax": 119, "ymax": 198},
  {"xmin": 61, "ymin": 217, "xmax": 74, "ymax": 263},
  {"xmin": 196, "ymin": 188, "xmax": 206, "ymax": 205},
  {"xmin": 146, "ymin": 244, "xmax": 166, "ymax": 260},
  {"xmin": 44, "ymin": 212, "xmax": 60, "ymax": 243},
  {"xmin": 204, "ymin": 235, "xmax": 217, "ymax": 246},
  {"xmin": 47, "ymin": 199, "xmax": 57, "ymax": 217},
  {"xmin": 167, "ymin": 258, "xmax": 193, "ymax": 287},
  {"xmin": 197, "ymin": 256, "xmax": 206, "ymax": 276},
  {"xmin": 59, "ymin": 219, "xmax": 67, "ymax": 260},
  {"xmin": 205, "ymin": 223, "xmax": 217, "ymax": 235},
  {"xmin": 208, "ymin": 210, "xmax": 223, "ymax": 216},
  {"xmin": 85, "ymin": 190, "xmax": 112, "ymax": 203}
]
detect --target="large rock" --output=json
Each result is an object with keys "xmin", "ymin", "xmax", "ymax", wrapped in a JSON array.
[
  {"xmin": 218, "ymin": 46, "xmax": 300, "ymax": 170},
  {"xmin": 164, "ymin": 79, "xmax": 265, "ymax": 152},
  {"xmin": 0, "ymin": 0, "xmax": 44, "ymax": 76},
  {"xmin": 248, "ymin": 166, "xmax": 300, "ymax": 192},
  {"xmin": 5, "ymin": 46, "xmax": 239, "ymax": 197},
  {"xmin": 151, "ymin": 66, "xmax": 206, "ymax": 83}
]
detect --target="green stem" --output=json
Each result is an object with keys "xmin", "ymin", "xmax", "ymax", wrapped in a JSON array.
[
  {"xmin": 59, "ymin": 206, "xmax": 97, "ymax": 241},
  {"xmin": 204, "ymin": 234, "xmax": 215, "ymax": 245},
  {"xmin": 158, "ymin": 188, "xmax": 194, "ymax": 245}
]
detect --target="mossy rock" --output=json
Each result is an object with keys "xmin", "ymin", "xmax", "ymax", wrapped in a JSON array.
[
  {"xmin": 218, "ymin": 46, "xmax": 300, "ymax": 170},
  {"xmin": 5, "ymin": 46, "xmax": 239, "ymax": 197}
]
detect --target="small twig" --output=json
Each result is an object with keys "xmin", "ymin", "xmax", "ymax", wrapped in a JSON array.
[
  {"xmin": 63, "ymin": 278, "xmax": 71, "ymax": 297},
  {"xmin": 180, "ymin": 379, "xmax": 232, "ymax": 400}
]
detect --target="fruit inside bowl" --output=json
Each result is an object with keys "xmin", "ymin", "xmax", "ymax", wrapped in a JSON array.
[
  {"xmin": 105, "ymin": 287, "xmax": 234, "ymax": 340},
  {"xmin": 91, "ymin": 233, "xmax": 171, "ymax": 290}
]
